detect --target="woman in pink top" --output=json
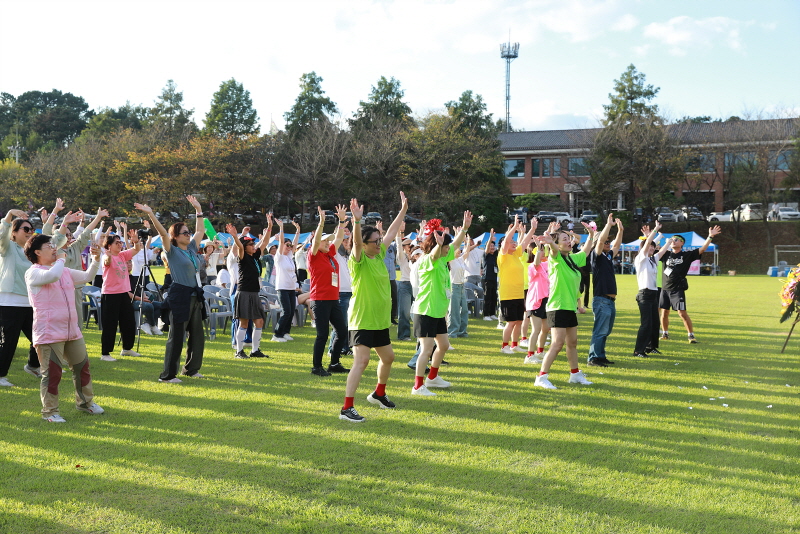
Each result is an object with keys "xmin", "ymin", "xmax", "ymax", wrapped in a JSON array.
[
  {"xmin": 99, "ymin": 233, "xmax": 142, "ymax": 361},
  {"xmin": 524, "ymin": 238, "xmax": 551, "ymax": 364}
]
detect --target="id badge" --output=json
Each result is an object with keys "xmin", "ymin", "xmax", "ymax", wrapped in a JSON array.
[
  {"xmin": 331, "ymin": 272, "xmax": 339, "ymax": 287},
  {"xmin": 663, "ymin": 267, "xmax": 672, "ymax": 277},
  {"xmin": 196, "ymin": 272, "xmax": 202, "ymax": 287}
]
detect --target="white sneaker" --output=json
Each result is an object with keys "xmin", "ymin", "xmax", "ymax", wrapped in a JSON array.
[
  {"xmin": 425, "ymin": 376, "xmax": 451, "ymax": 388},
  {"xmin": 524, "ymin": 354, "xmax": 543, "ymax": 364},
  {"xmin": 0, "ymin": 377, "xmax": 14, "ymax": 387},
  {"xmin": 568, "ymin": 370, "xmax": 593, "ymax": 385},
  {"xmin": 491, "ymin": 315, "xmax": 498, "ymax": 321},
  {"xmin": 311, "ymin": 321, "xmax": 316, "ymax": 328},
  {"xmin": 271, "ymin": 335, "xmax": 288, "ymax": 342},
  {"xmin": 150, "ymin": 325, "xmax": 163, "ymax": 335},
  {"xmin": 78, "ymin": 402, "xmax": 105, "ymax": 414},
  {"xmin": 500, "ymin": 346, "xmax": 515, "ymax": 355},
  {"xmin": 496, "ymin": 322, "xmax": 506, "ymax": 330},
  {"xmin": 100, "ymin": 354, "xmax": 117, "ymax": 362},
  {"xmin": 483, "ymin": 316, "xmax": 494, "ymax": 321},
  {"xmin": 120, "ymin": 349, "xmax": 141, "ymax": 357},
  {"xmin": 43, "ymin": 413, "xmax": 66, "ymax": 423},
  {"xmin": 140, "ymin": 323, "xmax": 153, "ymax": 335},
  {"xmin": 158, "ymin": 377, "xmax": 182, "ymax": 383},
  {"xmin": 284, "ymin": 334, "xmax": 294, "ymax": 341},
  {"xmin": 411, "ymin": 384, "xmax": 436, "ymax": 396},
  {"xmin": 519, "ymin": 339, "xmax": 529, "ymax": 348},
  {"xmin": 23, "ymin": 364, "xmax": 42, "ymax": 378},
  {"xmin": 447, "ymin": 344, "xmax": 455, "ymax": 351},
  {"xmin": 534, "ymin": 374, "xmax": 557, "ymax": 389},
  {"xmin": 512, "ymin": 346, "xmax": 527, "ymax": 353}
]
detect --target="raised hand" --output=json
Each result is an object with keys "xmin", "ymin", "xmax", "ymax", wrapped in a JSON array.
[
  {"xmin": 653, "ymin": 220, "xmax": 662, "ymax": 232},
  {"xmin": 291, "ymin": 220, "xmax": 300, "ymax": 231},
  {"xmin": 376, "ymin": 220, "xmax": 384, "ymax": 233},
  {"xmin": 434, "ymin": 230, "xmax": 445, "ymax": 246},
  {"xmin": 225, "ymin": 223, "xmax": 237, "ymax": 235},
  {"xmin": 40, "ymin": 209, "xmax": 49, "ymax": 221},
  {"xmin": 90, "ymin": 244, "xmax": 101, "ymax": 260},
  {"xmin": 350, "ymin": 198, "xmax": 363, "ymax": 221},
  {"xmin": 530, "ymin": 217, "xmax": 538, "ymax": 230},
  {"xmin": 53, "ymin": 198, "xmax": 65, "ymax": 213},
  {"xmin": 641, "ymin": 225, "xmax": 651, "ymax": 236},
  {"xmin": 615, "ymin": 218, "xmax": 623, "ymax": 231},
  {"xmin": 709, "ymin": 225, "xmax": 722, "ymax": 238},
  {"xmin": 134, "ymin": 203, "xmax": 153, "ymax": 215},
  {"xmin": 186, "ymin": 195, "xmax": 201, "ymax": 212},
  {"xmin": 8, "ymin": 209, "xmax": 27, "ymax": 219},
  {"xmin": 607, "ymin": 212, "xmax": 615, "ymax": 226},
  {"xmin": 335, "ymin": 204, "xmax": 347, "ymax": 222},
  {"xmin": 317, "ymin": 205, "xmax": 325, "ymax": 222},
  {"xmin": 399, "ymin": 190, "xmax": 408, "ymax": 211},
  {"xmin": 63, "ymin": 211, "xmax": 81, "ymax": 225},
  {"xmin": 581, "ymin": 221, "xmax": 595, "ymax": 234},
  {"xmin": 462, "ymin": 210, "xmax": 473, "ymax": 230},
  {"xmin": 275, "ymin": 218, "xmax": 284, "ymax": 229}
]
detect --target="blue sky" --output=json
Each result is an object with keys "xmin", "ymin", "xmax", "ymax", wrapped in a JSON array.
[{"xmin": 2, "ymin": 0, "xmax": 797, "ymax": 131}]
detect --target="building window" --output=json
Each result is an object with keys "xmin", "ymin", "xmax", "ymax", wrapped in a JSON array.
[
  {"xmin": 531, "ymin": 159, "xmax": 540, "ymax": 177},
  {"xmin": 542, "ymin": 159, "xmax": 550, "ymax": 177},
  {"xmin": 724, "ymin": 151, "xmax": 757, "ymax": 171},
  {"xmin": 504, "ymin": 159, "xmax": 525, "ymax": 178},
  {"xmin": 568, "ymin": 157, "xmax": 588, "ymax": 176},
  {"xmin": 553, "ymin": 158, "xmax": 561, "ymax": 177},
  {"xmin": 685, "ymin": 153, "xmax": 716, "ymax": 173},
  {"xmin": 769, "ymin": 149, "xmax": 793, "ymax": 171}
]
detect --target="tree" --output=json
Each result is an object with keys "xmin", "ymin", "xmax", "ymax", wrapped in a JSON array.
[
  {"xmin": 283, "ymin": 72, "xmax": 338, "ymax": 137},
  {"xmin": 80, "ymin": 103, "xmax": 148, "ymax": 138},
  {"xmin": 204, "ymin": 78, "xmax": 259, "ymax": 136},
  {"xmin": 349, "ymin": 76, "xmax": 412, "ymax": 130},
  {"xmin": 602, "ymin": 64, "xmax": 660, "ymax": 126},
  {"xmin": 445, "ymin": 90, "xmax": 499, "ymax": 136},
  {"xmin": 147, "ymin": 80, "xmax": 196, "ymax": 140}
]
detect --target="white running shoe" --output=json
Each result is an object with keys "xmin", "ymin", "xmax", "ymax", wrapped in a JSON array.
[
  {"xmin": 271, "ymin": 335, "xmax": 288, "ymax": 342},
  {"xmin": 490, "ymin": 315, "xmax": 498, "ymax": 321},
  {"xmin": 483, "ymin": 316, "xmax": 494, "ymax": 321},
  {"xmin": 140, "ymin": 323, "xmax": 153, "ymax": 335},
  {"xmin": 500, "ymin": 346, "xmax": 515, "ymax": 355},
  {"xmin": 150, "ymin": 325, "xmax": 163, "ymax": 335},
  {"xmin": 519, "ymin": 339, "xmax": 529, "ymax": 348},
  {"xmin": 512, "ymin": 346, "xmax": 527, "ymax": 353},
  {"xmin": 0, "ymin": 377, "xmax": 14, "ymax": 387},
  {"xmin": 496, "ymin": 322, "xmax": 506, "ymax": 330},
  {"xmin": 78, "ymin": 402, "xmax": 105, "ymax": 414},
  {"xmin": 23, "ymin": 364, "xmax": 42, "ymax": 378},
  {"xmin": 284, "ymin": 334, "xmax": 294, "ymax": 341},
  {"xmin": 100, "ymin": 355, "xmax": 117, "ymax": 362},
  {"xmin": 43, "ymin": 413, "xmax": 66, "ymax": 422},
  {"xmin": 534, "ymin": 374, "xmax": 557, "ymax": 389},
  {"xmin": 120, "ymin": 349, "xmax": 141, "ymax": 357},
  {"xmin": 568, "ymin": 370, "xmax": 593, "ymax": 385},
  {"xmin": 524, "ymin": 354, "xmax": 543, "ymax": 364},
  {"xmin": 158, "ymin": 377, "xmax": 183, "ymax": 383},
  {"xmin": 411, "ymin": 385, "xmax": 436, "ymax": 396},
  {"xmin": 425, "ymin": 376, "xmax": 451, "ymax": 388}
]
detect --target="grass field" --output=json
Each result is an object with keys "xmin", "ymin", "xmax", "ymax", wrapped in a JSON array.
[{"xmin": 1, "ymin": 273, "xmax": 798, "ymax": 533}]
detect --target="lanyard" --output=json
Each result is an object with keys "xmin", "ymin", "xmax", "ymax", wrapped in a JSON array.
[{"xmin": 180, "ymin": 248, "xmax": 198, "ymax": 272}]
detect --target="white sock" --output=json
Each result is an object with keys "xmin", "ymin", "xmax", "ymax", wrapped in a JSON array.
[
  {"xmin": 235, "ymin": 328, "xmax": 247, "ymax": 352},
  {"xmin": 251, "ymin": 329, "xmax": 263, "ymax": 353}
]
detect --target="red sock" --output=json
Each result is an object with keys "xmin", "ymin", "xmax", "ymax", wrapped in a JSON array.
[
  {"xmin": 521, "ymin": 337, "xmax": 527, "ymax": 341},
  {"xmin": 539, "ymin": 371, "xmax": 548, "ymax": 376},
  {"xmin": 414, "ymin": 375, "xmax": 424, "ymax": 389},
  {"xmin": 511, "ymin": 342, "xmax": 518, "ymax": 348},
  {"xmin": 536, "ymin": 347, "xmax": 544, "ymax": 353},
  {"xmin": 502, "ymin": 342, "xmax": 508, "ymax": 348},
  {"xmin": 375, "ymin": 383, "xmax": 386, "ymax": 397},
  {"xmin": 571, "ymin": 368, "xmax": 579, "ymax": 374},
  {"xmin": 428, "ymin": 366, "xmax": 439, "ymax": 379},
  {"xmin": 527, "ymin": 351, "xmax": 534, "ymax": 357},
  {"xmin": 343, "ymin": 396, "xmax": 354, "ymax": 410}
]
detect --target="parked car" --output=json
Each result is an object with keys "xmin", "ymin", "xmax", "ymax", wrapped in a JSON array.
[
  {"xmin": 293, "ymin": 213, "xmax": 312, "ymax": 222},
  {"xmin": 655, "ymin": 207, "xmax": 676, "ymax": 223},
  {"xmin": 673, "ymin": 210, "xmax": 685, "ymax": 222},
  {"xmin": 681, "ymin": 206, "xmax": 704, "ymax": 221},
  {"xmin": 536, "ymin": 211, "xmax": 556, "ymax": 223},
  {"xmin": 314, "ymin": 210, "xmax": 336, "ymax": 223},
  {"xmin": 507, "ymin": 208, "xmax": 527, "ymax": 223},
  {"xmin": 404, "ymin": 214, "xmax": 421, "ymax": 224},
  {"xmin": 736, "ymin": 203, "xmax": 763, "ymax": 221},
  {"xmin": 580, "ymin": 210, "xmax": 599, "ymax": 223},
  {"xmin": 364, "ymin": 212, "xmax": 382, "ymax": 225},
  {"xmin": 707, "ymin": 210, "xmax": 734, "ymax": 222},
  {"xmin": 771, "ymin": 206, "xmax": 800, "ymax": 221},
  {"xmin": 550, "ymin": 212, "xmax": 573, "ymax": 226}
]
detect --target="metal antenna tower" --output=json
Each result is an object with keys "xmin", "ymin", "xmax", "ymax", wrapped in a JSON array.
[{"xmin": 500, "ymin": 38, "xmax": 519, "ymax": 133}]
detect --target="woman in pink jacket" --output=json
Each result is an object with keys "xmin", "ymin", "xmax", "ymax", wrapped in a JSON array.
[
  {"xmin": 24, "ymin": 234, "xmax": 103, "ymax": 422},
  {"xmin": 99, "ymin": 233, "xmax": 142, "ymax": 361}
]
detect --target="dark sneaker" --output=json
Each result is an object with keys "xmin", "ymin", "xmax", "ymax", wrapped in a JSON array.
[
  {"xmin": 633, "ymin": 352, "xmax": 649, "ymax": 358},
  {"xmin": 588, "ymin": 359, "xmax": 608, "ymax": 367},
  {"xmin": 311, "ymin": 367, "xmax": 332, "ymax": 377},
  {"xmin": 366, "ymin": 392, "xmax": 396, "ymax": 408},
  {"xmin": 341, "ymin": 348, "xmax": 353, "ymax": 356},
  {"xmin": 645, "ymin": 348, "xmax": 662, "ymax": 355},
  {"xmin": 327, "ymin": 362, "xmax": 350, "ymax": 373},
  {"xmin": 688, "ymin": 335, "xmax": 699, "ymax": 344},
  {"xmin": 235, "ymin": 350, "xmax": 249, "ymax": 359},
  {"xmin": 249, "ymin": 349, "xmax": 269, "ymax": 358},
  {"xmin": 660, "ymin": 333, "xmax": 670, "ymax": 340},
  {"xmin": 339, "ymin": 407, "xmax": 365, "ymax": 422}
]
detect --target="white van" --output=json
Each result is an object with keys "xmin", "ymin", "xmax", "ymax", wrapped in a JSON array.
[{"xmin": 737, "ymin": 203, "xmax": 763, "ymax": 221}]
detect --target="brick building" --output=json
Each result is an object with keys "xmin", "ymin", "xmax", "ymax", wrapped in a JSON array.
[{"xmin": 499, "ymin": 118, "xmax": 798, "ymax": 216}]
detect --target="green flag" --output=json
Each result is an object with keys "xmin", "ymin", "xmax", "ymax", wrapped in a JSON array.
[{"xmin": 203, "ymin": 218, "xmax": 218, "ymax": 239}]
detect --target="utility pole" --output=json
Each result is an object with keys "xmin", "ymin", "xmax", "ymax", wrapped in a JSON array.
[{"xmin": 500, "ymin": 38, "xmax": 519, "ymax": 133}]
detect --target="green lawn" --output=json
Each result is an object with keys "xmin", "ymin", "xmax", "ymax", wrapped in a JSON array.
[{"xmin": 1, "ymin": 274, "xmax": 798, "ymax": 533}]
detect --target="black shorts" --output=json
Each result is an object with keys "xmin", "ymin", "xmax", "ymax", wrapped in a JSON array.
[
  {"xmin": 348, "ymin": 328, "xmax": 391, "ymax": 349},
  {"xmin": 500, "ymin": 299, "xmax": 525, "ymax": 322},
  {"xmin": 659, "ymin": 289, "xmax": 686, "ymax": 311},
  {"xmin": 546, "ymin": 310, "xmax": 579, "ymax": 328},
  {"xmin": 413, "ymin": 314, "xmax": 447, "ymax": 338},
  {"xmin": 529, "ymin": 297, "xmax": 548, "ymax": 319}
]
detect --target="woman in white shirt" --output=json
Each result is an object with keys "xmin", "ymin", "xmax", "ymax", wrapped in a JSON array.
[
  {"xmin": 633, "ymin": 222, "xmax": 669, "ymax": 357},
  {"xmin": 447, "ymin": 247, "xmax": 469, "ymax": 338},
  {"xmin": 273, "ymin": 219, "xmax": 301, "ymax": 342}
]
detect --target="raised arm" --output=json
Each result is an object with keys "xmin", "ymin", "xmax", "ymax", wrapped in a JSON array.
[
  {"xmin": 581, "ymin": 222, "xmax": 597, "ymax": 255},
  {"xmin": 611, "ymin": 218, "xmax": 624, "ymax": 257},
  {"xmin": 698, "ymin": 225, "xmax": 721, "ymax": 255},
  {"xmin": 290, "ymin": 220, "xmax": 301, "ymax": 250},
  {"xmin": 532, "ymin": 235, "xmax": 546, "ymax": 266},
  {"xmin": 451, "ymin": 210, "xmax": 473, "ymax": 253},
  {"xmin": 186, "ymin": 195, "xmax": 205, "ymax": 248},
  {"xmin": 332, "ymin": 204, "xmax": 347, "ymax": 249},
  {"xmin": 594, "ymin": 212, "xmax": 615, "ymax": 256},
  {"xmin": 311, "ymin": 206, "xmax": 326, "ymax": 255},
  {"xmin": 226, "ymin": 223, "xmax": 244, "ymax": 259},
  {"xmin": 502, "ymin": 219, "xmax": 521, "ymax": 254},
  {"xmin": 519, "ymin": 217, "xmax": 538, "ymax": 251},
  {"xmin": 640, "ymin": 221, "xmax": 661, "ymax": 255},
  {"xmin": 275, "ymin": 217, "xmax": 285, "ymax": 254},
  {"xmin": 134, "ymin": 203, "xmax": 170, "ymax": 252},
  {"xmin": 382, "ymin": 191, "xmax": 408, "ymax": 247},
  {"xmin": 350, "ymin": 198, "xmax": 364, "ymax": 262},
  {"xmin": 258, "ymin": 215, "xmax": 273, "ymax": 253}
]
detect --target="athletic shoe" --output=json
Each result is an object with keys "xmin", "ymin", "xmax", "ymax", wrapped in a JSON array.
[
  {"xmin": 78, "ymin": 402, "xmax": 105, "ymax": 414},
  {"xmin": 367, "ymin": 392, "xmax": 396, "ymax": 408},
  {"xmin": 688, "ymin": 335, "xmax": 699, "ymax": 344},
  {"xmin": 284, "ymin": 334, "xmax": 294, "ymax": 341},
  {"xmin": 645, "ymin": 348, "xmax": 662, "ymax": 355},
  {"xmin": 184, "ymin": 372, "xmax": 204, "ymax": 378},
  {"xmin": 120, "ymin": 349, "xmax": 141, "ymax": 357},
  {"xmin": 490, "ymin": 315, "xmax": 498, "ymax": 321},
  {"xmin": 249, "ymin": 349, "xmax": 268, "ymax": 358},
  {"xmin": 496, "ymin": 322, "xmax": 506, "ymax": 330},
  {"xmin": 534, "ymin": 374, "xmax": 557, "ymax": 389},
  {"xmin": 524, "ymin": 354, "xmax": 543, "ymax": 364},
  {"xmin": 311, "ymin": 367, "xmax": 332, "ymax": 377},
  {"xmin": 158, "ymin": 377, "xmax": 182, "ymax": 383},
  {"xmin": 447, "ymin": 344, "xmax": 455, "ymax": 351},
  {"xmin": 235, "ymin": 350, "xmax": 250, "ymax": 359},
  {"xmin": 311, "ymin": 321, "xmax": 316, "ymax": 328},
  {"xmin": 500, "ymin": 346, "xmax": 515, "ymax": 355},
  {"xmin": 519, "ymin": 339, "xmax": 529, "ymax": 348},
  {"xmin": 587, "ymin": 358, "xmax": 608, "ymax": 367},
  {"xmin": 438, "ymin": 359, "xmax": 450, "ymax": 366},
  {"xmin": 43, "ymin": 414, "xmax": 66, "ymax": 423},
  {"xmin": 100, "ymin": 354, "xmax": 117, "ymax": 362},
  {"xmin": 632, "ymin": 352, "xmax": 649, "ymax": 358},
  {"xmin": 411, "ymin": 385, "xmax": 436, "ymax": 396},
  {"xmin": 0, "ymin": 377, "xmax": 14, "ymax": 387},
  {"xmin": 568, "ymin": 371, "xmax": 593, "ymax": 385},
  {"xmin": 660, "ymin": 332, "xmax": 670, "ymax": 340},
  {"xmin": 327, "ymin": 362, "xmax": 350, "ymax": 373},
  {"xmin": 339, "ymin": 407, "xmax": 365, "ymax": 422},
  {"xmin": 398, "ymin": 337, "xmax": 411, "ymax": 341},
  {"xmin": 590, "ymin": 357, "xmax": 615, "ymax": 365},
  {"xmin": 140, "ymin": 323, "xmax": 153, "ymax": 335},
  {"xmin": 23, "ymin": 364, "xmax": 41, "ymax": 378},
  {"xmin": 271, "ymin": 335, "xmax": 288, "ymax": 342},
  {"xmin": 483, "ymin": 316, "xmax": 494, "ymax": 321},
  {"xmin": 424, "ymin": 376, "xmax": 451, "ymax": 388},
  {"xmin": 150, "ymin": 325, "xmax": 163, "ymax": 335},
  {"xmin": 512, "ymin": 346, "xmax": 527, "ymax": 353}
]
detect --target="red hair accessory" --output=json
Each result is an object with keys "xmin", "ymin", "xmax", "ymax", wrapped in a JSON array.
[{"xmin": 422, "ymin": 219, "xmax": 443, "ymax": 238}]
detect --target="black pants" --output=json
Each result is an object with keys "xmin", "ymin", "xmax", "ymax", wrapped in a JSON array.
[
  {"xmin": 161, "ymin": 295, "xmax": 204, "ymax": 379},
  {"xmin": 483, "ymin": 280, "xmax": 498, "ymax": 317},
  {"xmin": 390, "ymin": 279, "xmax": 398, "ymax": 322},
  {"xmin": 0, "ymin": 305, "xmax": 38, "ymax": 377},
  {"xmin": 100, "ymin": 293, "xmax": 136, "ymax": 355},
  {"xmin": 309, "ymin": 299, "xmax": 346, "ymax": 368},
  {"xmin": 580, "ymin": 269, "xmax": 591, "ymax": 307},
  {"xmin": 635, "ymin": 289, "xmax": 660, "ymax": 354},
  {"xmin": 275, "ymin": 289, "xmax": 296, "ymax": 338}
]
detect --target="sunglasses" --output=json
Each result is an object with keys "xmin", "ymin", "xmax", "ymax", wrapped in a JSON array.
[
  {"xmin": 179, "ymin": 231, "xmax": 192, "ymax": 236},
  {"xmin": 364, "ymin": 239, "xmax": 380, "ymax": 244},
  {"xmin": 20, "ymin": 226, "xmax": 34, "ymax": 233}
]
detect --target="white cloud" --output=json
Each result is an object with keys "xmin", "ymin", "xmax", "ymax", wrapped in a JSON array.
[
  {"xmin": 612, "ymin": 14, "xmax": 638, "ymax": 32},
  {"xmin": 643, "ymin": 16, "xmax": 753, "ymax": 56}
]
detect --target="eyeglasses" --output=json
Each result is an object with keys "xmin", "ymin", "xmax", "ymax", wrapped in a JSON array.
[
  {"xmin": 41, "ymin": 243, "xmax": 56, "ymax": 250},
  {"xmin": 179, "ymin": 231, "xmax": 192, "ymax": 236},
  {"xmin": 364, "ymin": 239, "xmax": 380, "ymax": 244},
  {"xmin": 20, "ymin": 226, "xmax": 33, "ymax": 233}
]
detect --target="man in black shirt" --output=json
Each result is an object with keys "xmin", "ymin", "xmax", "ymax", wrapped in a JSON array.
[
  {"xmin": 587, "ymin": 214, "xmax": 624, "ymax": 366},
  {"xmin": 481, "ymin": 230, "xmax": 499, "ymax": 321},
  {"xmin": 659, "ymin": 226, "xmax": 721, "ymax": 343}
]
